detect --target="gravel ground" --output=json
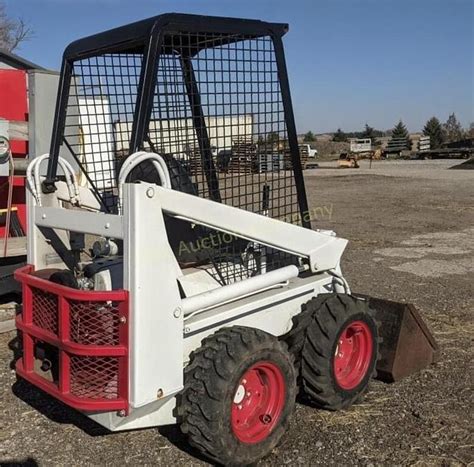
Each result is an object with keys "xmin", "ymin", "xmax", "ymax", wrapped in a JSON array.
[{"xmin": 1, "ymin": 159, "xmax": 473, "ymax": 466}]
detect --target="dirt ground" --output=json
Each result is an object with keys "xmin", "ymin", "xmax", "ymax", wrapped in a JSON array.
[{"xmin": 1, "ymin": 159, "xmax": 473, "ymax": 466}]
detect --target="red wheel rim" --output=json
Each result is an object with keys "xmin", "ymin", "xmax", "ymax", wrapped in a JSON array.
[
  {"xmin": 333, "ymin": 320, "xmax": 373, "ymax": 390},
  {"xmin": 231, "ymin": 362, "xmax": 286, "ymax": 444}
]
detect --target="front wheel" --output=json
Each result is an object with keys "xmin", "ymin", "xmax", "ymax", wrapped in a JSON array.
[
  {"xmin": 180, "ymin": 326, "xmax": 296, "ymax": 465},
  {"xmin": 286, "ymin": 294, "xmax": 379, "ymax": 410}
]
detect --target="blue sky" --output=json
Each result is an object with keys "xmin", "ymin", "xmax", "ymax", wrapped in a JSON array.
[{"xmin": 5, "ymin": 0, "xmax": 473, "ymax": 133}]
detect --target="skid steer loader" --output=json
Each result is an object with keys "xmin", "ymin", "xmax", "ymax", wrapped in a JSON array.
[{"xmin": 14, "ymin": 14, "xmax": 437, "ymax": 465}]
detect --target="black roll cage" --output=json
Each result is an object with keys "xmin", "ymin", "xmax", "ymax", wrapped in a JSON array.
[{"xmin": 43, "ymin": 13, "xmax": 309, "ymax": 227}]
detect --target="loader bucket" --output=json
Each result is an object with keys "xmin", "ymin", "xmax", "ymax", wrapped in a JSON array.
[{"xmin": 365, "ymin": 296, "xmax": 439, "ymax": 383}]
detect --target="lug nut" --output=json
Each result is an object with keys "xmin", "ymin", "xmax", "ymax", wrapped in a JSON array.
[{"xmin": 260, "ymin": 414, "xmax": 272, "ymax": 424}]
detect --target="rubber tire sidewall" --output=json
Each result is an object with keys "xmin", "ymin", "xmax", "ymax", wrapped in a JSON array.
[{"xmin": 215, "ymin": 348, "xmax": 296, "ymax": 465}]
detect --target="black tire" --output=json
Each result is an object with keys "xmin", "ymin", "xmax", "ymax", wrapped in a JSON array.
[
  {"xmin": 284, "ymin": 295, "xmax": 329, "ymax": 372},
  {"xmin": 180, "ymin": 326, "xmax": 296, "ymax": 466},
  {"xmin": 49, "ymin": 270, "xmax": 78, "ymax": 289},
  {"xmin": 285, "ymin": 294, "xmax": 379, "ymax": 410}
]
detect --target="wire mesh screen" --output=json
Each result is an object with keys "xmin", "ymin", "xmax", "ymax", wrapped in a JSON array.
[
  {"xmin": 144, "ymin": 32, "xmax": 301, "ymax": 284},
  {"xmin": 147, "ymin": 33, "xmax": 299, "ymax": 216},
  {"xmin": 60, "ymin": 32, "xmax": 303, "ymax": 284},
  {"xmin": 63, "ymin": 53, "xmax": 144, "ymax": 208}
]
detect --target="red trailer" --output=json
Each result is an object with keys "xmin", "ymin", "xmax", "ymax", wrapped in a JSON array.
[{"xmin": 0, "ymin": 50, "xmax": 59, "ymax": 296}]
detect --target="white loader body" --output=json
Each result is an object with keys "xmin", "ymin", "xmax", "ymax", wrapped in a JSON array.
[{"xmin": 23, "ymin": 161, "xmax": 348, "ymax": 430}]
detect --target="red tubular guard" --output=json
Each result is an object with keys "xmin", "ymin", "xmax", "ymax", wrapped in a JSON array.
[{"xmin": 14, "ymin": 265, "xmax": 129, "ymax": 414}]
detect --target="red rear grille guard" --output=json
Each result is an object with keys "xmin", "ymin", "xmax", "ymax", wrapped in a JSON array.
[{"xmin": 14, "ymin": 265, "xmax": 129, "ymax": 414}]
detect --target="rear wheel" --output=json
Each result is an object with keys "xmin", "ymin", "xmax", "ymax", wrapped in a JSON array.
[
  {"xmin": 286, "ymin": 294, "xmax": 379, "ymax": 410},
  {"xmin": 180, "ymin": 326, "xmax": 296, "ymax": 465}
]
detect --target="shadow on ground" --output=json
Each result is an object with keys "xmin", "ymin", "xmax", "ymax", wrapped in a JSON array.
[
  {"xmin": 11, "ymin": 379, "xmax": 110, "ymax": 437},
  {"xmin": 158, "ymin": 424, "xmax": 212, "ymax": 465}
]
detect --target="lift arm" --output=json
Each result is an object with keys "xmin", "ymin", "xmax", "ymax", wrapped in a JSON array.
[{"xmin": 153, "ymin": 185, "xmax": 347, "ymax": 273}]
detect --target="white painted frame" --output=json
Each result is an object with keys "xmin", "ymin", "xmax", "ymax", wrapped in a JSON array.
[{"xmin": 26, "ymin": 180, "xmax": 349, "ymax": 430}]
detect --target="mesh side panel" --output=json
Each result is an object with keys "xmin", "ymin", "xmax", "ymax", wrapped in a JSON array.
[
  {"xmin": 149, "ymin": 34, "xmax": 298, "ymax": 217},
  {"xmin": 70, "ymin": 356, "xmax": 119, "ymax": 399},
  {"xmin": 147, "ymin": 33, "xmax": 300, "ymax": 284},
  {"xmin": 64, "ymin": 53, "xmax": 144, "ymax": 208},
  {"xmin": 70, "ymin": 301, "xmax": 120, "ymax": 346},
  {"xmin": 32, "ymin": 288, "xmax": 58, "ymax": 335},
  {"xmin": 59, "ymin": 32, "xmax": 302, "ymax": 284}
]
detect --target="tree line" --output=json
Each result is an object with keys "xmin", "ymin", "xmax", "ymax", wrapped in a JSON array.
[
  {"xmin": 2, "ymin": 1, "xmax": 471, "ymax": 153},
  {"xmin": 303, "ymin": 114, "xmax": 473, "ymax": 149}
]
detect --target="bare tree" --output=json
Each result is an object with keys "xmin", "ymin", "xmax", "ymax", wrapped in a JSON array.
[
  {"xmin": 443, "ymin": 113, "xmax": 464, "ymax": 143},
  {"xmin": 0, "ymin": 2, "xmax": 32, "ymax": 52},
  {"xmin": 468, "ymin": 122, "xmax": 474, "ymax": 139}
]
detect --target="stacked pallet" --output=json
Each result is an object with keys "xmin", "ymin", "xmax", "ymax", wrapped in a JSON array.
[
  {"xmin": 227, "ymin": 138, "xmax": 257, "ymax": 173},
  {"xmin": 297, "ymin": 144, "xmax": 309, "ymax": 170},
  {"xmin": 186, "ymin": 145, "xmax": 203, "ymax": 175},
  {"xmin": 256, "ymin": 141, "xmax": 283, "ymax": 173},
  {"xmin": 284, "ymin": 144, "xmax": 307, "ymax": 170}
]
